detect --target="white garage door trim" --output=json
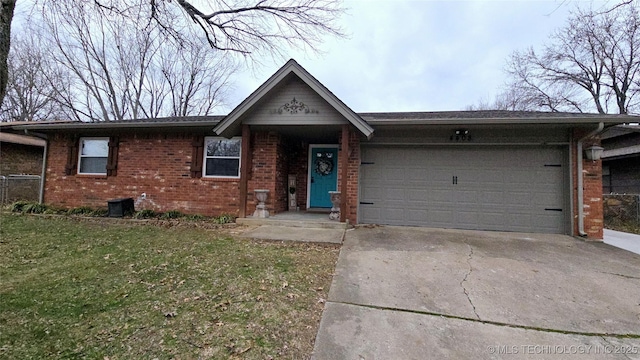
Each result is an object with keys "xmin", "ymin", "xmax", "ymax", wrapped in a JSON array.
[{"xmin": 359, "ymin": 145, "xmax": 570, "ymax": 234}]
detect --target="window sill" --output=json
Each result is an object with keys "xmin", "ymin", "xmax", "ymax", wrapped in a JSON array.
[
  {"xmin": 75, "ymin": 174, "xmax": 108, "ymax": 179},
  {"xmin": 201, "ymin": 176, "xmax": 240, "ymax": 182}
]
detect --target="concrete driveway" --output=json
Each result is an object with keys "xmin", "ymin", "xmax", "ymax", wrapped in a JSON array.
[{"xmin": 312, "ymin": 226, "xmax": 640, "ymax": 359}]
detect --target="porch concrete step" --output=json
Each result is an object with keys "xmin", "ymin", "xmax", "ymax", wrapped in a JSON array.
[{"xmin": 236, "ymin": 217, "xmax": 349, "ymax": 229}]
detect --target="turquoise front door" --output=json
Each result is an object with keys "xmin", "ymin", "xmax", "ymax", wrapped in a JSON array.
[{"xmin": 309, "ymin": 147, "xmax": 338, "ymax": 208}]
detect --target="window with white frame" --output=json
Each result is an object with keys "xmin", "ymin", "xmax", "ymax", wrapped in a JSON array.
[
  {"xmin": 204, "ymin": 137, "xmax": 241, "ymax": 178},
  {"xmin": 78, "ymin": 137, "xmax": 109, "ymax": 175}
]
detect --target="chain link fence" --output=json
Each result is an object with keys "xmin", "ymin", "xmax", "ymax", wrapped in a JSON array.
[
  {"xmin": 0, "ymin": 175, "xmax": 42, "ymax": 205},
  {"xmin": 603, "ymin": 194, "xmax": 640, "ymax": 225}
]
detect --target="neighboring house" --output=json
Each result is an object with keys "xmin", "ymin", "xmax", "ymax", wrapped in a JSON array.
[
  {"xmin": 601, "ymin": 125, "xmax": 640, "ymax": 194},
  {"xmin": 0, "ymin": 128, "xmax": 46, "ymax": 176},
  {"xmin": 11, "ymin": 60, "xmax": 639, "ymax": 240},
  {"xmin": 0, "ymin": 124, "xmax": 46, "ymax": 203}
]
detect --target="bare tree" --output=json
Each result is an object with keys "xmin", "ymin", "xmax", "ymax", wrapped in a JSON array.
[
  {"xmin": 0, "ymin": 0, "xmax": 344, "ymax": 108},
  {"xmin": 39, "ymin": 2, "xmax": 235, "ymax": 121},
  {"xmin": 496, "ymin": 3, "xmax": 640, "ymax": 114},
  {"xmin": 156, "ymin": 45, "xmax": 232, "ymax": 117},
  {"xmin": 0, "ymin": 34, "xmax": 67, "ymax": 121}
]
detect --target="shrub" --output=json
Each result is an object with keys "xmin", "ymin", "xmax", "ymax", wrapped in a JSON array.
[
  {"xmin": 92, "ymin": 208, "xmax": 109, "ymax": 217},
  {"xmin": 9, "ymin": 201, "xmax": 29, "ymax": 213},
  {"xmin": 67, "ymin": 206, "xmax": 96, "ymax": 216},
  {"xmin": 22, "ymin": 203, "xmax": 49, "ymax": 214},
  {"xmin": 212, "ymin": 213, "xmax": 236, "ymax": 224},
  {"xmin": 185, "ymin": 214, "xmax": 206, "ymax": 221},
  {"xmin": 133, "ymin": 209, "xmax": 156, "ymax": 219},
  {"xmin": 160, "ymin": 210, "xmax": 183, "ymax": 219},
  {"xmin": 9, "ymin": 201, "xmax": 52, "ymax": 214}
]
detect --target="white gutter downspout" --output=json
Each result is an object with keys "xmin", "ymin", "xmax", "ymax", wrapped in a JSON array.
[
  {"xmin": 39, "ymin": 140, "xmax": 48, "ymax": 204},
  {"xmin": 577, "ymin": 122, "xmax": 604, "ymax": 237},
  {"xmin": 23, "ymin": 130, "xmax": 48, "ymax": 204}
]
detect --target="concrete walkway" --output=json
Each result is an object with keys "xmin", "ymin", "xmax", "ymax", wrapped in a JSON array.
[
  {"xmin": 236, "ymin": 211, "xmax": 348, "ymax": 244},
  {"xmin": 604, "ymin": 229, "xmax": 640, "ymax": 255},
  {"xmin": 239, "ymin": 224, "xmax": 345, "ymax": 244},
  {"xmin": 313, "ymin": 226, "xmax": 640, "ymax": 359}
]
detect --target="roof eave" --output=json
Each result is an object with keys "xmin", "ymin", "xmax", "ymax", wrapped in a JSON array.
[
  {"xmin": 12, "ymin": 120, "xmax": 222, "ymax": 131},
  {"xmin": 0, "ymin": 132, "xmax": 46, "ymax": 146},
  {"xmin": 365, "ymin": 117, "xmax": 629, "ymax": 126}
]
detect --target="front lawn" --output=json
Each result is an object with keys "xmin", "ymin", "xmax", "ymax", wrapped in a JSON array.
[{"xmin": 0, "ymin": 214, "xmax": 339, "ymax": 359}]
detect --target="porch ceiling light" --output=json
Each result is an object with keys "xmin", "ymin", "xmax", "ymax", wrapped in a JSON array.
[{"xmin": 584, "ymin": 145, "xmax": 604, "ymax": 161}]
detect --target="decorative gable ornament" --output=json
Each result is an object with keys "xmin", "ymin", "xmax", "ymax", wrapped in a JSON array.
[{"xmin": 272, "ymin": 97, "xmax": 319, "ymax": 114}]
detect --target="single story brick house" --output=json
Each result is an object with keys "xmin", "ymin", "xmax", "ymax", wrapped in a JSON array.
[{"xmin": 13, "ymin": 60, "xmax": 638, "ymax": 239}]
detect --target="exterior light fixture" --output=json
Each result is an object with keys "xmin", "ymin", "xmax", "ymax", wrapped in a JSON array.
[
  {"xmin": 584, "ymin": 145, "xmax": 604, "ymax": 161},
  {"xmin": 450, "ymin": 129, "xmax": 471, "ymax": 141}
]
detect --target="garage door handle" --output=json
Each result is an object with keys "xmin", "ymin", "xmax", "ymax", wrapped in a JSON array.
[
  {"xmin": 452, "ymin": 176, "xmax": 458, "ymax": 185},
  {"xmin": 545, "ymin": 208, "xmax": 563, "ymax": 212},
  {"xmin": 360, "ymin": 201, "xmax": 374, "ymax": 205}
]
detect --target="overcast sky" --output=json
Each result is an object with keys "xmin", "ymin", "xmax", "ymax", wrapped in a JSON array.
[{"xmin": 224, "ymin": 0, "xmax": 611, "ymax": 114}]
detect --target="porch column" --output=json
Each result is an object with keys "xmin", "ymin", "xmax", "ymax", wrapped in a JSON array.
[
  {"xmin": 239, "ymin": 124, "xmax": 251, "ymax": 218},
  {"xmin": 340, "ymin": 124, "xmax": 349, "ymax": 222}
]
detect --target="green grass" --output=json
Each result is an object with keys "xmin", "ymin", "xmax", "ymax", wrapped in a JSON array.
[{"xmin": 0, "ymin": 214, "xmax": 339, "ymax": 359}]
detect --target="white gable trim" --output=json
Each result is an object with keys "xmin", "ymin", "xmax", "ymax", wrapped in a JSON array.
[{"xmin": 214, "ymin": 59, "xmax": 374, "ymax": 139}]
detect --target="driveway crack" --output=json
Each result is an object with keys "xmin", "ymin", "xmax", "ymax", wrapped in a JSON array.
[
  {"xmin": 329, "ymin": 300, "xmax": 640, "ymax": 338},
  {"xmin": 595, "ymin": 271, "xmax": 640, "ymax": 280},
  {"xmin": 461, "ymin": 242, "xmax": 480, "ymax": 320},
  {"xmin": 601, "ymin": 336, "xmax": 633, "ymax": 360}
]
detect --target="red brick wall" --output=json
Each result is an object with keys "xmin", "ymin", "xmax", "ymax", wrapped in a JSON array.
[
  {"xmin": 44, "ymin": 129, "xmax": 363, "ymax": 222},
  {"xmin": 571, "ymin": 129, "xmax": 604, "ymax": 240},
  {"xmin": 337, "ymin": 127, "xmax": 360, "ymax": 224},
  {"xmin": 1, "ymin": 142, "xmax": 43, "ymax": 175},
  {"xmin": 246, "ymin": 132, "xmax": 281, "ymax": 214},
  {"xmin": 291, "ymin": 144, "xmax": 308, "ymax": 211},
  {"xmin": 45, "ymin": 133, "xmax": 240, "ymax": 216},
  {"xmin": 275, "ymin": 135, "xmax": 289, "ymax": 213}
]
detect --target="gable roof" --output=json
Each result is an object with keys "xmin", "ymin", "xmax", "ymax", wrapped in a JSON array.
[{"xmin": 214, "ymin": 59, "xmax": 375, "ymax": 139}]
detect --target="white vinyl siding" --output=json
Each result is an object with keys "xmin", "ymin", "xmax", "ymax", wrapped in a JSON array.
[
  {"xmin": 203, "ymin": 137, "xmax": 241, "ymax": 178},
  {"xmin": 78, "ymin": 137, "xmax": 108, "ymax": 175}
]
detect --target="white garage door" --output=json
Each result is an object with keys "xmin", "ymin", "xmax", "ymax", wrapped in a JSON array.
[{"xmin": 359, "ymin": 146, "xmax": 568, "ymax": 233}]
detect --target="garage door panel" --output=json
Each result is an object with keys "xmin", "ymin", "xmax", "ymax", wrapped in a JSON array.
[
  {"xmin": 534, "ymin": 193, "xmax": 563, "ymax": 207},
  {"xmin": 406, "ymin": 189, "xmax": 429, "ymax": 202},
  {"xmin": 386, "ymin": 208, "xmax": 406, "ymax": 221},
  {"xmin": 406, "ymin": 209, "xmax": 428, "ymax": 223},
  {"xmin": 480, "ymin": 191, "xmax": 505, "ymax": 205},
  {"xmin": 453, "ymin": 189, "xmax": 480, "ymax": 205},
  {"xmin": 360, "ymin": 146, "xmax": 567, "ymax": 234}
]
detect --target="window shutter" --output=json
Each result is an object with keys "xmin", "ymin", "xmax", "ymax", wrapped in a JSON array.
[
  {"xmin": 190, "ymin": 135, "xmax": 204, "ymax": 178},
  {"xmin": 106, "ymin": 136, "xmax": 120, "ymax": 177},
  {"xmin": 64, "ymin": 135, "xmax": 79, "ymax": 175}
]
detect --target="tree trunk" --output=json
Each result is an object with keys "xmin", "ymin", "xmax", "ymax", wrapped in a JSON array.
[{"xmin": 0, "ymin": 0, "xmax": 16, "ymax": 108}]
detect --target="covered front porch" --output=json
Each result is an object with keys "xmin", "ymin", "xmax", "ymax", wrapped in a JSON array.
[
  {"xmin": 211, "ymin": 60, "xmax": 373, "ymax": 225},
  {"xmin": 236, "ymin": 123, "xmax": 357, "ymax": 224}
]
